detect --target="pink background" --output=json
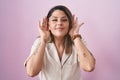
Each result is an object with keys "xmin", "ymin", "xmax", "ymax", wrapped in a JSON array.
[{"xmin": 0, "ymin": 0, "xmax": 120, "ymax": 80}]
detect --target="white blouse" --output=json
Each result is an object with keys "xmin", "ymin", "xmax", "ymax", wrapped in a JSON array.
[{"xmin": 25, "ymin": 38, "xmax": 82, "ymax": 80}]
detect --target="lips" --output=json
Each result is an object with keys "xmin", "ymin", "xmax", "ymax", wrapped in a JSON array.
[{"xmin": 56, "ymin": 27, "xmax": 64, "ymax": 30}]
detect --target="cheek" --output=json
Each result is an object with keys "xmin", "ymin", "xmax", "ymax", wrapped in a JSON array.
[
  {"xmin": 66, "ymin": 24, "xmax": 69, "ymax": 31},
  {"xmin": 48, "ymin": 22, "xmax": 53, "ymax": 30},
  {"xmin": 48, "ymin": 26, "xmax": 51, "ymax": 30},
  {"xmin": 48, "ymin": 25, "xmax": 53, "ymax": 30},
  {"xmin": 48, "ymin": 26, "xmax": 54, "ymax": 33},
  {"xmin": 48, "ymin": 23, "xmax": 52, "ymax": 30}
]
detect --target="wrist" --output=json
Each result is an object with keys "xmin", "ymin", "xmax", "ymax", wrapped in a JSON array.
[
  {"xmin": 71, "ymin": 34, "xmax": 82, "ymax": 41},
  {"xmin": 40, "ymin": 36, "xmax": 51, "ymax": 43},
  {"xmin": 40, "ymin": 38, "xmax": 47, "ymax": 44}
]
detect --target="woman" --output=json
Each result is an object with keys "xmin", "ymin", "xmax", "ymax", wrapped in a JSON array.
[{"xmin": 24, "ymin": 5, "xmax": 96, "ymax": 80}]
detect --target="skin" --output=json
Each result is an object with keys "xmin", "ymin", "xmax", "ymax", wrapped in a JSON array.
[
  {"xmin": 25, "ymin": 10, "xmax": 95, "ymax": 77},
  {"xmin": 48, "ymin": 10, "xmax": 69, "ymax": 60}
]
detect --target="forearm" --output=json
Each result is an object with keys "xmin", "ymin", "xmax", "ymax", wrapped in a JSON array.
[
  {"xmin": 74, "ymin": 37, "xmax": 95, "ymax": 72},
  {"xmin": 26, "ymin": 39, "xmax": 46, "ymax": 77}
]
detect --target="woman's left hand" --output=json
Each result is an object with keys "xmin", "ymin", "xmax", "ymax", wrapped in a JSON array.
[{"xmin": 69, "ymin": 15, "xmax": 84, "ymax": 37}]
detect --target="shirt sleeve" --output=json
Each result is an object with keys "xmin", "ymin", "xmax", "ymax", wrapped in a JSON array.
[{"xmin": 24, "ymin": 38, "xmax": 41, "ymax": 67}]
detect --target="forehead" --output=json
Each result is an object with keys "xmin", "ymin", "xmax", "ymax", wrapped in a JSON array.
[{"xmin": 50, "ymin": 10, "xmax": 67, "ymax": 18}]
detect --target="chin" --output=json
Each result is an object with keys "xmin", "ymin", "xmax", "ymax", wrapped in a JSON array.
[
  {"xmin": 54, "ymin": 34, "xmax": 66, "ymax": 38},
  {"xmin": 53, "ymin": 31, "xmax": 68, "ymax": 37}
]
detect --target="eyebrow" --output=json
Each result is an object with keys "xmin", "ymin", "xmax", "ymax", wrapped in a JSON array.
[{"xmin": 51, "ymin": 16, "xmax": 67, "ymax": 19}]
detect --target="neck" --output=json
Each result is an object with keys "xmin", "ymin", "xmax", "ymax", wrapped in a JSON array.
[{"xmin": 54, "ymin": 37, "xmax": 65, "ymax": 48}]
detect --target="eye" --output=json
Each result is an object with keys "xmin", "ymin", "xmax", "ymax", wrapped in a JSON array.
[
  {"xmin": 52, "ymin": 19, "xmax": 57, "ymax": 21},
  {"xmin": 62, "ymin": 19, "xmax": 68, "ymax": 22}
]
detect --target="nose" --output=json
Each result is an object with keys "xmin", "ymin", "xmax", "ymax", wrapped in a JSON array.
[{"xmin": 57, "ymin": 20, "xmax": 62, "ymax": 26}]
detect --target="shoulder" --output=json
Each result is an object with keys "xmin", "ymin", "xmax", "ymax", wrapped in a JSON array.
[{"xmin": 32, "ymin": 37, "xmax": 41, "ymax": 46}]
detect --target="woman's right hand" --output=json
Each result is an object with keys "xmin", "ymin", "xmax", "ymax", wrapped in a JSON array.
[{"xmin": 38, "ymin": 17, "xmax": 50, "ymax": 42}]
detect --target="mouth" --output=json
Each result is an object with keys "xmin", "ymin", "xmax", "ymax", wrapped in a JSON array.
[{"xmin": 56, "ymin": 28, "xmax": 64, "ymax": 30}]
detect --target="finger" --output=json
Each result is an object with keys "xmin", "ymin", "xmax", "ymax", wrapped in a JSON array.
[
  {"xmin": 42, "ymin": 18, "xmax": 45, "ymax": 26},
  {"xmin": 75, "ymin": 17, "xmax": 78, "ymax": 25},
  {"xmin": 79, "ymin": 22, "xmax": 84, "ymax": 28},
  {"xmin": 39, "ymin": 19, "xmax": 45, "ymax": 30},
  {"xmin": 76, "ymin": 23, "xmax": 84, "ymax": 32},
  {"xmin": 72, "ymin": 14, "xmax": 75, "ymax": 24},
  {"xmin": 39, "ymin": 20, "xmax": 41, "ymax": 29},
  {"xmin": 44, "ymin": 17, "xmax": 48, "ymax": 29},
  {"xmin": 75, "ymin": 18, "xmax": 80, "ymax": 32},
  {"xmin": 38, "ymin": 20, "xmax": 43, "ymax": 31},
  {"xmin": 74, "ymin": 16, "xmax": 78, "ymax": 29},
  {"xmin": 73, "ymin": 15, "xmax": 78, "ymax": 26},
  {"xmin": 41, "ymin": 18, "xmax": 46, "ymax": 30},
  {"xmin": 43, "ymin": 17, "xmax": 48, "ymax": 30},
  {"xmin": 76, "ymin": 20, "xmax": 84, "ymax": 32}
]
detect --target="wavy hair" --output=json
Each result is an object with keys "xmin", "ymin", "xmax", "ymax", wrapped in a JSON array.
[{"xmin": 47, "ymin": 5, "xmax": 73, "ymax": 54}]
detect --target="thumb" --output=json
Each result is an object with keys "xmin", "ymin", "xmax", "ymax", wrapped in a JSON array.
[{"xmin": 79, "ymin": 22, "xmax": 84, "ymax": 28}]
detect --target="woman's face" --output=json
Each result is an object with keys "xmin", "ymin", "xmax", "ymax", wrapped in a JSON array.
[{"xmin": 48, "ymin": 10, "xmax": 69, "ymax": 38}]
